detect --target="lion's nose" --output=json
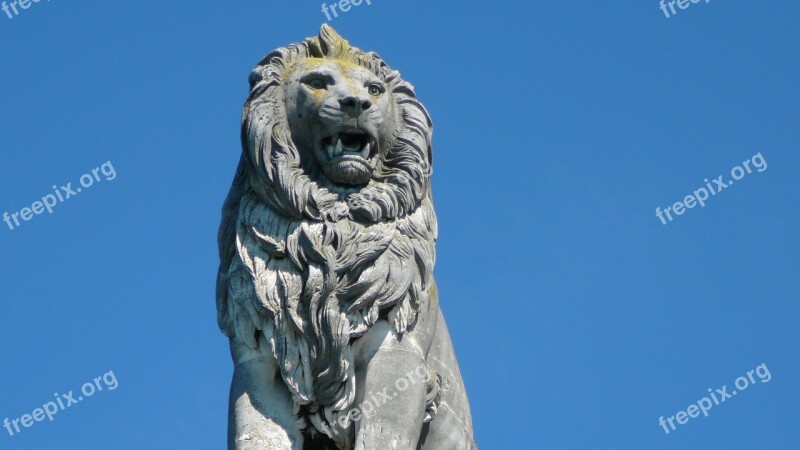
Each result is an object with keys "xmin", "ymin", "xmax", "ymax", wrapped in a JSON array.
[{"xmin": 338, "ymin": 96, "xmax": 372, "ymax": 115}]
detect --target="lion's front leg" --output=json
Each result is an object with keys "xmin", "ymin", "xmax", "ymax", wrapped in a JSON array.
[
  {"xmin": 351, "ymin": 321, "xmax": 429, "ymax": 450},
  {"xmin": 228, "ymin": 336, "xmax": 304, "ymax": 450}
]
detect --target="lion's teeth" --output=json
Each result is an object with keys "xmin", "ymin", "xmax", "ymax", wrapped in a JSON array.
[
  {"xmin": 326, "ymin": 144, "xmax": 335, "ymax": 159},
  {"xmin": 335, "ymin": 138, "xmax": 343, "ymax": 156},
  {"xmin": 361, "ymin": 142, "xmax": 371, "ymax": 159}
]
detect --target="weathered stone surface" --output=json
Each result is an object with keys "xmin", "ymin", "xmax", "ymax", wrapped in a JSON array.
[{"xmin": 217, "ymin": 25, "xmax": 476, "ymax": 450}]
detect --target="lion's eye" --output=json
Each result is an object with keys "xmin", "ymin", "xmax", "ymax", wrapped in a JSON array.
[
  {"xmin": 368, "ymin": 84, "xmax": 384, "ymax": 96},
  {"xmin": 307, "ymin": 78, "xmax": 327, "ymax": 89}
]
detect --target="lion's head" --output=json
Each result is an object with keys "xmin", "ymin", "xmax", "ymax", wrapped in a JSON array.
[
  {"xmin": 218, "ymin": 26, "xmax": 439, "ymax": 446},
  {"xmin": 241, "ymin": 24, "xmax": 433, "ymax": 223},
  {"xmin": 284, "ymin": 56, "xmax": 396, "ymax": 186}
]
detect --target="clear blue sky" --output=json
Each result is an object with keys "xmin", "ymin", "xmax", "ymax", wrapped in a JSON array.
[{"xmin": 1, "ymin": 1, "xmax": 798, "ymax": 449}]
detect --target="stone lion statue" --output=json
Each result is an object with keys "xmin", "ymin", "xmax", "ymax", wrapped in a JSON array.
[{"xmin": 217, "ymin": 25, "xmax": 476, "ymax": 450}]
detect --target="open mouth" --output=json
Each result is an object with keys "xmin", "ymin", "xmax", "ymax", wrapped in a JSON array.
[{"xmin": 320, "ymin": 128, "xmax": 375, "ymax": 161}]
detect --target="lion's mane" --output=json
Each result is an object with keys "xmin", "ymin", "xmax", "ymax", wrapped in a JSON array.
[{"xmin": 216, "ymin": 25, "xmax": 437, "ymax": 446}]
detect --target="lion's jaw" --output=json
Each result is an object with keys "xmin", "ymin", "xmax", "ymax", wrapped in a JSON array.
[{"xmin": 285, "ymin": 58, "xmax": 396, "ymax": 187}]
